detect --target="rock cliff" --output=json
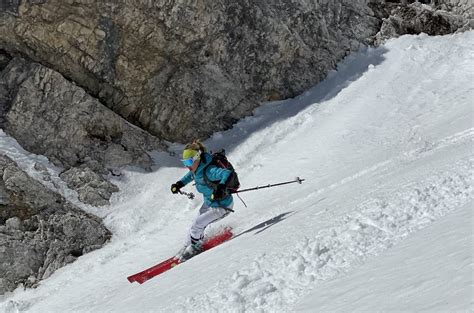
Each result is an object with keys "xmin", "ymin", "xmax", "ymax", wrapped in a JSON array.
[
  {"xmin": 374, "ymin": 1, "xmax": 473, "ymax": 44},
  {"xmin": 0, "ymin": 155, "xmax": 111, "ymax": 294},
  {"xmin": 0, "ymin": 58, "xmax": 162, "ymax": 172},
  {"xmin": 0, "ymin": 0, "xmax": 381, "ymax": 142}
]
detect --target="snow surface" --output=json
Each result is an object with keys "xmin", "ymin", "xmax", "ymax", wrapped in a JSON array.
[
  {"xmin": 0, "ymin": 31, "xmax": 473, "ymax": 313},
  {"xmin": 295, "ymin": 201, "xmax": 473, "ymax": 312}
]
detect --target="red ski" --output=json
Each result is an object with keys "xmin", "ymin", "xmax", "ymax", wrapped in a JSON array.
[{"xmin": 127, "ymin": 228, "xmax": 233, "ymax": 284}]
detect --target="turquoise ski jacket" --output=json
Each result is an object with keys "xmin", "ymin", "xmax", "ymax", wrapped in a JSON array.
[{"xmin": 179, "ymin": 152, "xmax": 233, "ymax": 208}]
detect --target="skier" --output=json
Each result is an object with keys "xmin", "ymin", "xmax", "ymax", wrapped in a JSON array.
[{"xmin": 171, "ymin": 140, "xmax": 234, "ymax": 261}]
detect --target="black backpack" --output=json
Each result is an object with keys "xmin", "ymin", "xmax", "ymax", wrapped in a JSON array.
[{"xmin": 203, "ymin": 149, "xmax": 240, "ymax": 193}]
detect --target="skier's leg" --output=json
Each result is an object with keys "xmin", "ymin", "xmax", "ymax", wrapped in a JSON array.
[
  {"xmin": 176, "ymin": 203, "xmax": 209, "ymax": 259},
  {"xmin": 189, "ymin": 202, "xmax": 233, "ymax": 242},
  {"xmin": 181, "ymin": 202, "xmax": 210, "ymax": 247},
  {"xmin": 177, "ymin": 202, "xmax": 233, "ymax": 260}
]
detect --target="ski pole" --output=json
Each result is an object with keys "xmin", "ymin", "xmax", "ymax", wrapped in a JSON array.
[
  {"xmin": 179, "ymin": 191, "xmax": 195, "ymax": 200},
  {"xmin": 231, "ymin": 177, "xmax": 305, "ymax": 194},
  {"xmin": 178, "ymin": 177, "xmax": 305, "ymax": 201}
]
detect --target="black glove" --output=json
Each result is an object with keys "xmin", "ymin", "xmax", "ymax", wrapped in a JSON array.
[
  {"xmin": 212, "ymin": 184, "xmax": 227, "ymax": 201},
  {"xmin": 171, "ymin": 181, "xmax": 184, "ymax": 194}
]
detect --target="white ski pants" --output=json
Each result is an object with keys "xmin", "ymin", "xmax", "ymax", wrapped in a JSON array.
[{"xmin": 186, "ymin": 201, "xmax": 233, "ymax": 245}]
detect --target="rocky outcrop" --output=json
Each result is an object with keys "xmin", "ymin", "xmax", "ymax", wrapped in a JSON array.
[
  {"xmin": 0, "ymin": 50, "xmax": 10, "ymax": 70},
  {"xmin": 0, "ymin": 155, "xmax": 111, "ymax": 294},
  {"xmin": 374, "ymin": 1, "xmax": 472, "ymax": 44},
  {"xmin": 60, "ymin": 167, "xmax": 119, "ymax": 206},
  {"xmin": 0, "ymin": 1, "xmax": 471, "ymax": 144},
  {"xmin": 433, "ymin": 0, "xmax": 474, "ymax": 18},
  {"xmin": 0, "ymin": 57, "xmax": 162, "ymax": 174},
  {"xmin": 0, "ymin": 0, "xmax": 381, "ymax": 142}
]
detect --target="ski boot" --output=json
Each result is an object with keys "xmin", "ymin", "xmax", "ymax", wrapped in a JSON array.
[{"xmin": 177, "ymin": 238, "xmax": 203, "ymax": 262}]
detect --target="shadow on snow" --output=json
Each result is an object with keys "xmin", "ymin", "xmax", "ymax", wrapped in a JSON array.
[{"xmin": 233, "ymin": 211, "xmax": 295, "ymax": 239}]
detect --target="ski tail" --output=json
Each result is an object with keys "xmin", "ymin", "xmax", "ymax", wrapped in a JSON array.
[
  {"xmin": 127, "ymin": 257, "xmax": 180, "ymax": 284},
  {"xmin": 127, "ymin": 227, "xmax": 233, "ymax": 284}
]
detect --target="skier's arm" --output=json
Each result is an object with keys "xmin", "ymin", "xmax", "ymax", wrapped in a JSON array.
[
  {"xmin": 180, "ymin": 171, "xmax": 194, "ymax": 185},
  {"xmin": 207, "ymin": 166, "xmax": 231, "ymax": 185}
]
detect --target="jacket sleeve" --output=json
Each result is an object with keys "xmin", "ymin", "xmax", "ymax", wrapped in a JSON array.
[
  {"xmin": 180, "ymin": 171, "xmax": 194, "ymax": 185},
  {"xmin": 206, "ymin": 166, "xmax": 231, "ymax": 185}
]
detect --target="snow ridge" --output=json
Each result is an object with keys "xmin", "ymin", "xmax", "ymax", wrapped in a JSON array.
[{"xmin": 174, "ymin": 167, "xmax": 472, "ymax": 312}]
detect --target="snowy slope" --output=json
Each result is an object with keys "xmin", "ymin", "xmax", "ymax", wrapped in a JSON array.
[
  {"xmin": 0, "ymin": 31, "xmax": 473, "ymax": 313},
  {"xmin": 295, "ymin": 201, "xmax": 473, "ymax": 312}
]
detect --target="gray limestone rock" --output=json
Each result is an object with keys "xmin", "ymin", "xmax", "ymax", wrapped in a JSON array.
[
  {"xmin": 0, "ymin": 155, "xmax": 111, "ymax": 295},
  {"xmin": 60, "ymin": 167, "xmax": 119, "ymax": 206},
  {"xmin": 0, "ymin": 50, "xmax": 10, "ymax": 70},
  {"xmin": 375, "ymin": 2, "xmax": 471, "ymax": 44},
  {"xmin": 432, "ymin": 0, "xmax": 474, "ymax": 18},
  {"xmin": 0, "ymin": 58, "xmax": 163, "ymax": 174},
  {"xmin": 0, "ymin": 181, "xmax": 9, "ymax": 206},
  {"xmin": 0, "ymin": 1, "xmax": 382, "ymax": 143},
  {"xmin": 33, "ymin": 162, "xmax": 52, "ymax": 182},
  {"xmin": 5, "ymin": 216, "xmax": 21, "ymax": 230},
  {"xmin": 0, "ymin": 1, "xmax": 471, "ymax": 145}
]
